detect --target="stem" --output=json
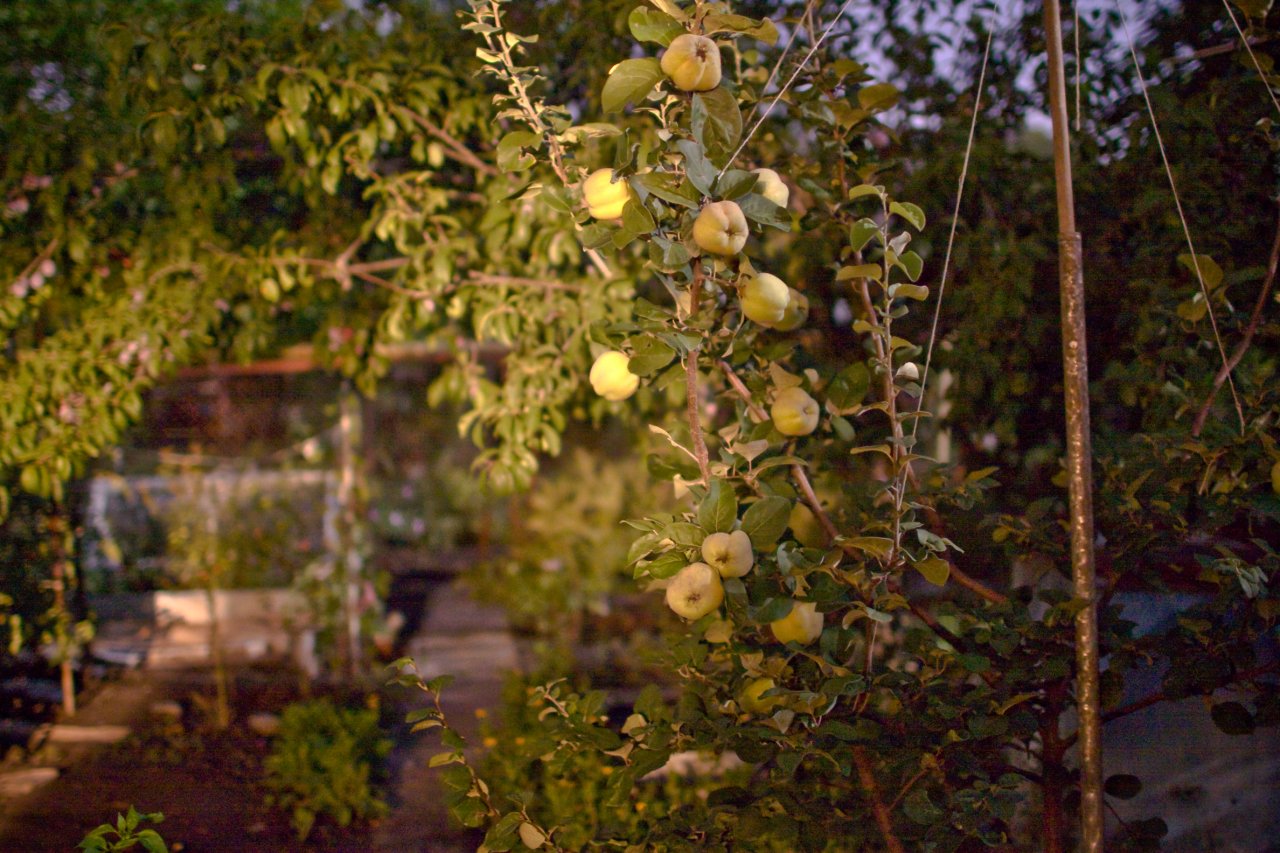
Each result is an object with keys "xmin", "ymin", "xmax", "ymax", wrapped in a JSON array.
[
  {"xmin": 852, "ymin": 746, "xmax": 906, "ymax": 853},
  {"xmin": 1191, "ymin": 204, "xmax": 1280, "ymax": 437},
  {"xmin": 717, "ymin": 359, "xmax": 840, "ymax": 543},
  {"xmin": 686, "ymin": 264, "xmax": 711, "ymax": 486},
  {"xmin": 480, "ymin": 0, "xmax": 612, "ymax": 280},
  {"xmin": 47, "ymin": 506, "xmax": 76, "ymax": 717},
  {"xmin": 390, "ymin": 104, "xmax": 498, "ymax": 177}
]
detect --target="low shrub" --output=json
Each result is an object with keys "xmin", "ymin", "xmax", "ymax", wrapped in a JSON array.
[{"xmin": 263, "ymin": 698, "xmax": 391, "ymax": 840}]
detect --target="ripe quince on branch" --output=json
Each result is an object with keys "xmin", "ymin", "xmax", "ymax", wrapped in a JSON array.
[
  {"xmin": 693, "ymin": 200, "xmax": 748, "ymax": 256},
  {"xmin": 582, "ymin": 168, "xmax": 631, "ymax": 220},
  {"xmin": 660, "ymin": 34, "xmax": 723, "ymax": 92},
  {"xmin": 589, "ymin": 351, "xmax": 640, "ymax": 401}
]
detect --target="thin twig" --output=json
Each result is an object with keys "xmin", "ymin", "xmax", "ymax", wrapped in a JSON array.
[
  {"xmin": 391, "ymin": 104, "xmax": 499, "ymax": 177},
  {"xmin": 467, "ymin": 272, "xmax": 584, "ymax": 292},
  {"xmin": 717, "ymin": 359, "xmax": 840, "ymax": 542},
  {"xmin": 887, "ymin": 765, "xmax": 931, "ymax": 813},
  {"xmin": 852, "ymin": 746, "xmax": 906, "ymax": 853},
  {"xmin": 911, "ymin": 29, "xmax": 993, "ymax": 445},
  {"xmin": 1117, "ymin": 0, "xmax": 1244, "ymax": 432},
  {"xmin": 1220, "ymin": 0, "xmax": 1280, "ymax": 118},
  {"xmin": 720, "ymin": 0, "xmax": 858, "ymax": 177},
  {"xmin": 1062, "ymin": 661, "xmax": 1279, "ymax": 748},
  {"xmin": 686, "ymin": 264, "xmax": 712, "ymax": 486},
  {"xmin": 1192, "ymin": 204, "xmax": 1280, "ymax": 436},
  {"xmin": 479, "ymin": 0, "xmax": 612, "ymax": 280}
]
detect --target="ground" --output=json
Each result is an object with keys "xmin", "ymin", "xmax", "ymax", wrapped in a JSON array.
[{"xmin": 0, "ymin": 578, "xmax": 515, "ymax": 852}]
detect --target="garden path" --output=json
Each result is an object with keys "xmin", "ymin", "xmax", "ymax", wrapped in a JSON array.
[{"xmin": 374, "ymin": 577, "xmax": 521, "ymax": 853}]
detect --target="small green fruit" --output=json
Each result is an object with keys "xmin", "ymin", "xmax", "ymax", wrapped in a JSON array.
[
  {"xmin": 693, "ymin": 201, "xmax": 748, "ymax": 256},
  {"xmin": 771, "ymin": 387, "xmax": 820, "ymax": 436},
  {"xmin": 582, "ymin": 168, "xmax": 631, "ymax": 220},
  {"xmin": 589, "ymin": 351, "xmax": 639, "ymax": 401},
  {"xmin": 665, "ymin": 562, "xmax": 725, "ymax": 620},
  {"xmin": 770, "ymin": 601, "xmax": 823, "ymax": 645},
  {"xmin": 701, "ymin": 530, "xmax": 754, "ymax": 578},
  {"xmin": 740, "ymin": 273, "xmax": 790, "ymax": 327},
  {"xmin": 660, "ymin": 34, "xmax": 723, "ymax": 92},
  {"xmin": 773, "ymin": 287, "xmax": 809, "ymax": 332}
]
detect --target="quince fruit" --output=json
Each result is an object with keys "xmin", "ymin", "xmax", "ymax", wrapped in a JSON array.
[
  {"xmin": 752, "ymin": 168, "xmax": 789, "ymax": 208},
  {"xmin": 771, "ymin": 386, "xmax": 820, "ymax": 436},
  {"xmin": 740, "ymin": 273, "xmax": 790, "ymax": 327},
  {"xmin": 660, "ymin": 34, "xmax": 722, "ymax": 92},
  {"xmin": 701, "ymin": 530, "xmax": 753, "ymax": 578},
  {"xmin": 770, "ymin": 601, "xmax": 823, "ymax": 645},
  {"xmin": 739, "ymin": 677, "xmax": 781, "ymax": 715},
  {"xmin": 582, "ymin": 168, "xmax": 631, "ymax": 220},
  {"xmin": 788, "ymin": 502, "xmax": 830, "ymax": 548},
  {"xmin": 589, "ymin": 351, "xmax": 639, "ymax": 401},
  {"xmin": 773, "ymin": 288, "xmax": 809, "ymax": 331},
  {"xmin": 665, "ymin": 562, "xmax": 725, "ymax": 620},
  {"xmin": 692, "ymin": 200, "xmax": 748, "ymax": 256}
]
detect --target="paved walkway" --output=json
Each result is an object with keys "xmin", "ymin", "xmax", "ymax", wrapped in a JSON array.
[{"xmin": 373, "ymin": 579, "xmax": 521, "ymax": 853}]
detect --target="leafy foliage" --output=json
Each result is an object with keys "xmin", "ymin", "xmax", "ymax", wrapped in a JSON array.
[
  {"xmin": 263, "ymin": 698, "xmax": 391, "ymax": 841},
  {"xmin": 76, "ymin": 806, "xmax": 167, "ymax": 853}
]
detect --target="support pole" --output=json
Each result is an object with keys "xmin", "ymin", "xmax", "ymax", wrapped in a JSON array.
[
  {"xmin": 337, "ymin": 384, "xmax": 364, "ymax": 679},
  {"xmin": 1042, "ymin": 0, "xmax": 1104, "ymax": 848}
]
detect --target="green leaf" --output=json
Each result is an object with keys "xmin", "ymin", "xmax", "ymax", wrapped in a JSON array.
[
  {"xmin": 836, "ymin": 263, "xmax": 881, "ymax": 282},
  {"xmin": 641, "ymin": 551, "xmax": 686, "ymax": 580},
  {"xmin": 518, "ymin": 822, "xmax": 547, "ymax": 849},
  {"xmin": 701, "ymin": 13, "xmax": 779, "ymax": 44},
  {"xmin": 1104, "ymin": 774, "xmax": 1143, "ymax": 800},
  {"xmin": 663, "ymin": 521, "xmax": 706, "ymax": 547},
  {"xmin": 1177, "ymin": 253, "xmax": 1224, "ymax": 290},
  {"xmin": 675, "ymin": 139, "xmax": 716, "ymax": 196},
  {"xmin": 602, "ymin": 58, "xmax": 664, "ymax": 113},
  {"xmin": 890, "ymin": 283, "xmax": 929, "ymax": 300},
  {"xmin": 698, "ymin": 479, "xmax": 738, "ymax": 533},
  {"xmin": 716, "ymin": 169, "xmax": 759, "ymax": 201},
  {"xmin": 740, "ymin": 496, "xmax": 791, "ymax": 549},
  {"xmin": 847, "ymin": 184, "xmax": 883, "ymax": 202},
  {"xmin": 737, "ymin": 193, "xmax": 790, "ymax": 231},
  {"xmin": 913, "ymin": 555, "xmax": 950, "ymax": 586},
  {"xmin": 628, "ymin": 7, "xmax": 684, "ymax": 45},
  {"xmin": 628, "ymin": 336, "xmax": 676, "ymax": 375},
  {"xmin": 1210, "ymin": 701, "xmax": 1255, "ymax": 735},
  {"xmin": 889, "ymin": 201, "xmax": 926, "ymax": 230},
  {"xmin": 634, "ymin": 172, "xmax": 700, "ymax": 208},
  {"xmin": 848, "ymin": 218, "xmax": 880, "ymax": 252},
  {"xmin": 895, "ymin": 250, "xmax": 923, "ymax": 282},
  {"xmin": 621, "ymin": 199, "xmax": 656, "ymax": 233},
  {"xmin": 827, "ymin": 362, "xmax": 870, "ymax": 410},
  {"xmin": 857, "ymin": 83, "xmax": 899, "ymax": 111},
  {"xmin": 903, "ymin": 789, "xmax": 945, "ymax": 825},
  {"xmin": 648, "ymin": 0, "xmax": 690, "ymax": 22},
  {"xmin": 496, "ymin": 130, "xmax": 540, "ymax": 172},
  {"xmin": 844, "ymin": 536, "xmax": 893, "ymax": 560}
]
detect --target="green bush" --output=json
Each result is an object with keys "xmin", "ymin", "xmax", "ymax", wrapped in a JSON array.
[{"xmin": 263, "ymin": 698, "xmax": 391, "ymax": 841}]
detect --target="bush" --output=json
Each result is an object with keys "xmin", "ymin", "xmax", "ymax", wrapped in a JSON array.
[{"xmin": 263, "ymin": 698, "xmax": 391, "ymax": 840}]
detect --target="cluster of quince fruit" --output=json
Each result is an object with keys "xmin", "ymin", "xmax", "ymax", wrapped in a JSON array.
[
  {"xmin": 584, "ymin": 27, "xmax": 811, "ymax": 412},
  {"xmin": 580, "ymin": 14, "xmax": 833, "ymax": 715}
]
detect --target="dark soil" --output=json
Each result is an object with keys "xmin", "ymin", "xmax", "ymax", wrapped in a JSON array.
[{"xmin": 0, "ymin": 665, "xmax": 380, "ymax": 853}]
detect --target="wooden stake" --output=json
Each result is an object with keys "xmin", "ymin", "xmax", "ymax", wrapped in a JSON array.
[{"xmin": 1042, "ymin": 0, "xmax": 1104, "ymax": 848}]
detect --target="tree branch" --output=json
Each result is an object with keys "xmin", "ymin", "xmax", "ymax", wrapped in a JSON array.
[
  {"xmin": 1192, "ymin": 204, "xmax": 1280, "ymax": 437},
  {"xmin": 852, "ymin": 746, "xmax": 906, "ymax": 853},
  {"xmin": 686, "ymin": 264, "xmax": 711, "ymax": 486},
  {"xmin": 466, "ymin": 272, "xmax": 583, "ymax": 292},
  {"xmin": 717, "ymin": 358, "xmax": 842, "ymax": 543},
  {"xmin": 1062, "ymin": 661, "xmax": 1279, "ymax": 749},
  {"xmin": 390, "ymin": 104, "xmax": 499, "ymax": 177}
]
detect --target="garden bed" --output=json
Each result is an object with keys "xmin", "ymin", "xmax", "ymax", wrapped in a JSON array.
[{"xmin": 0, "ymin": 664, "xmax": 383, "ymax": 852}]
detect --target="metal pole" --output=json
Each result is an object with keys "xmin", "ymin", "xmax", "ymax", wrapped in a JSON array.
[{"xmin": 1042, "ymin": 0, "xmax": 1104, "ymax": 848}]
